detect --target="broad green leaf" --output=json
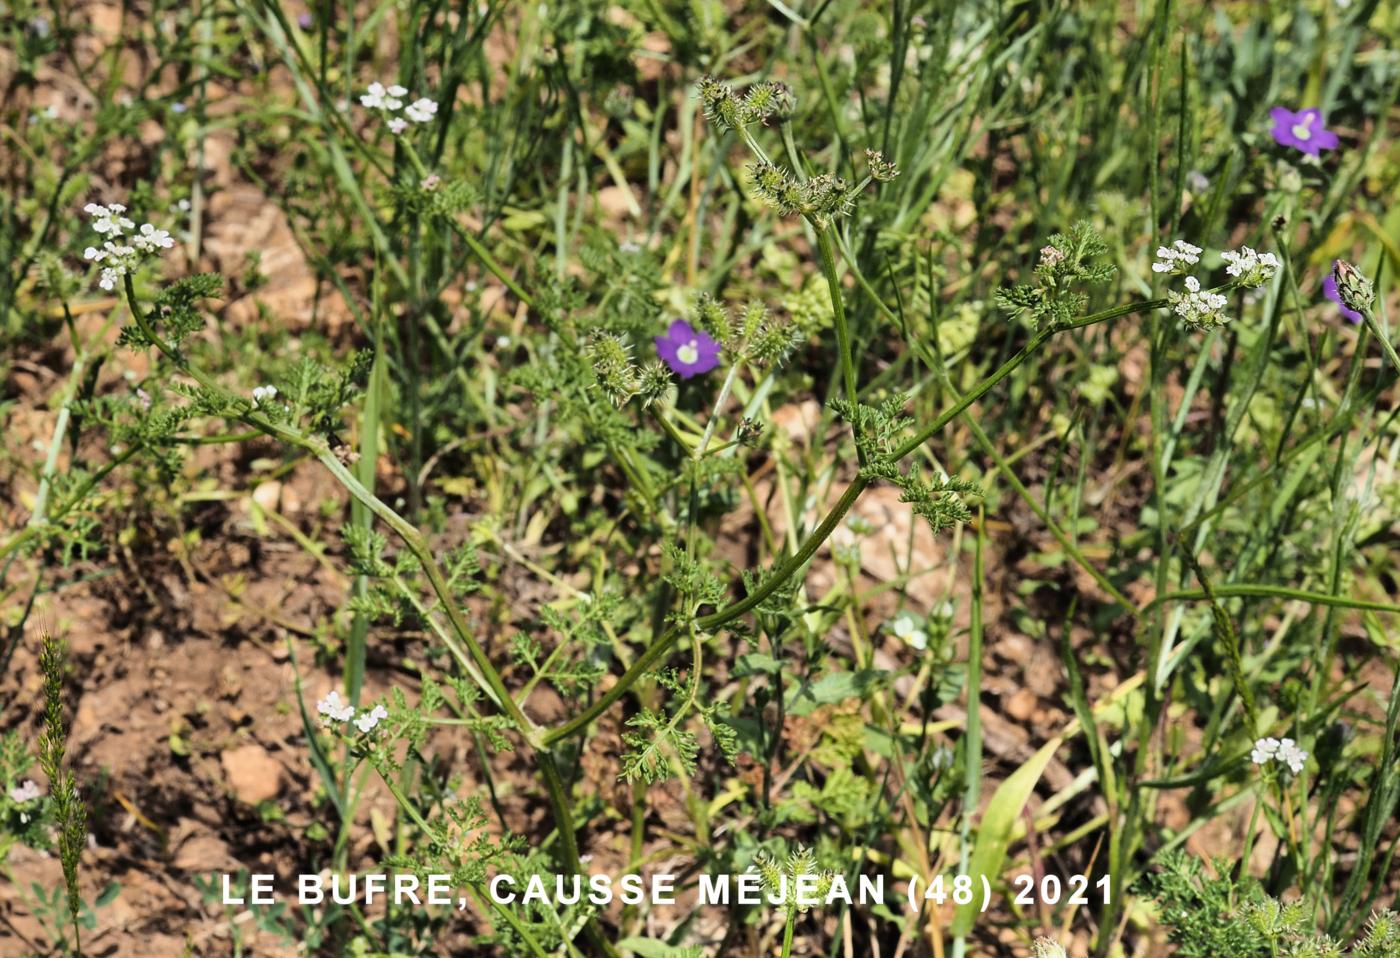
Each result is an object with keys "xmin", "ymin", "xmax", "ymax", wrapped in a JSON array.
[{"xmin": 951, "ymin": 736, "xmax": 1061, "ymax": 937}]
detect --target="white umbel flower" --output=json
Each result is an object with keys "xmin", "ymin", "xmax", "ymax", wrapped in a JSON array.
[
  {"xmin": 360, "ymin": 83, "xmax": 437, "ymax": 133},
  {"xmin": 1170, "ymin": 276, "xmax": 1229, "ymax": 329},
  {"xmin": 82, "ymin": 203, "xmax": 172, "ymax": 290},
  {"xmin": 1251, "ymin": 735, "xmax": 1308, "ymax": 775},
  {"xmin": 85, "ymin": 241, "xmax": 136, "ymax": 290},
  {"xmin": 360, "ymin": 82, "xmax": 407, "ymax": 111},
  {"xmin": 132, "ymin": 223, "xmax": 175, "ymax": 252},
  {"xmin": 251, "ymin": 385, "xmax": 278, "ymax": 406},
  {"xmin": 85, "ymin": 202, "xmax": 134, "ymax": 236},
  {"xmin": 354, "ymin": 703, "xmax": 389, "ymax": 733},
  {"xmin": 1220, "ymin": 246, "xmax": 1280, "ymax": 287},
  {"xmin": 404, "ymin": 97, "xmax": 438, "ymax": 124},
  {"xmin": 1151, "ymin": 239, "xmax": 1202, "ymax": 274},
  {"xmin": 7, "ymin": 779, "xmax": 42, "ymax": 804},
  {"xmin": 1251, "ymin": 736, "xmax": 1281, "ymax": 766},
  {"xmin": 316, "ymin": 690, "xmax": 354, "ymax": 723},
  {"xmin": 1276, "ymin": 737, "xmax": 1308, "ymax": 775}
]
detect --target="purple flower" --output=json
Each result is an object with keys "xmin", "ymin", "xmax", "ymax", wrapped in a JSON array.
[
  {"xmin": 298, "ymin": 12, "xmax": 313, "ymax": 28},
  {"xmin": 1323, "ymin": 261, "xmax": 1362, "ymax": 324},
  {"xmin": 655, "ymin": 320, "xmax": 720, "ymax": 379},
  {"xmin": 1268, "ymin": 107, "xmax": 1339, "ymax": 156}
]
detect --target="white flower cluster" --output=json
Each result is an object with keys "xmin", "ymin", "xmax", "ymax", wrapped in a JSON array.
[
  {"xmin": 82, "ymin": 204, "xmax": 173, "ymax": 291},
  {"xmin": 7, "ymin": 779, "xmax": 42, "ymax": 823},
  {"xmin": 316, "ymin": 691, "xmax": 389, "ymax": 733},
  {"xmin": 1251, "ymin": 736, "xmax": 1308, "ymax": 775},
  {"xmin": 359, "ymin": 82, "xmax": 438, "ymax": 134},
  {"xmin": 251, "ymin": 384, "xmax": 278, "ymax": 406},
  {"xmin": 1158, "ymin": 240, "xmax": 1282, "ymax": 330},
  {"xmin": 318, "ymin": 690, "xmax": 354, "ymax": 722},
  {"xmin": 1151, "ymin": 239, "xmax": 1202, "ymax": 274},
  {"xmin": 891, "ymin": 612, "xmax": 928, "ymax": 651},
  {"xmin": 355, "ymin": 704, "xmax": 389, "ymax": 734},
  {"xmin": 1221, "ymin": 246, "xmax": 1280, "ymax": 287},
  {"xmin": 1169, "ymin": 276, "xmax": 1229, "ymax": 330},
  {"xmin": 8, "ymin": 779, "xmax": 42, "ymax": 803}
]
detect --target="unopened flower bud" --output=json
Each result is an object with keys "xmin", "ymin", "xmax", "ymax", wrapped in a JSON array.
[{"xmin": 1332, "ymin": 260, "xmax": 1373, "ymax": 315}]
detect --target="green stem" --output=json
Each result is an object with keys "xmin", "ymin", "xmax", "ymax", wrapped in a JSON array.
[
  {"xmin": 695, "ymin": 362, "xmax": 740, "ymax": 459},
  {"xmin": 813, "ymin": 224, "xmax": 864, "ymax": 463},
  {"xmin": 1141, "ymin": 584, "xmax": 1400, "ymax": 617},
  {"xmin": 1361, "ymin": 308, "xmax": 1400, "ymax": 379}
]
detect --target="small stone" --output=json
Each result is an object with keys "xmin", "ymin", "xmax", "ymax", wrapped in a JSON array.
[
  {"xmin": 1006, "ymin": 689, "xmax": 1037, "ymax": 723},
  {"xmin": 252, "ymin": 480, "xmax": 282, "ymax": 513},
  {"xmin": 221, "ymin": 744, "xmax": 283, "ymax": 805}
]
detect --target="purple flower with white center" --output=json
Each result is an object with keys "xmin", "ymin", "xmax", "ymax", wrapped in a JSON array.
[
  {"xmin": 1323, "ymin": 260, "xmax": 1362, "ymax": 324},
  {"xmin": 655, "ymin": 320, "xmax": 720, "ymax": 379},
  {"xmin": 1268, "ymin": 107, "xmax": 1339, "ymax": 156}
]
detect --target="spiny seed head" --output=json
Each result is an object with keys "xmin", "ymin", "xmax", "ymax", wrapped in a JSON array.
[
  {"xmin": 748, "ymin": 161, "xmax": 804, "ymax": 215},
  {"xmin": 754, "ymin": 851, "xmax": 784, "ymax": 892},
  {"xmin": 1245, "ymin": 899, "xmax": 1283, "ymax": 935},
  {"xmin": 696, "ymin": 74, "xmax": 745, "ymax": 132},
  {"xmin": 741, "ymin": 301, "xmax": 768, "ymax": 340},
  {"xmin": 745, "ymin": 80, "xmax": 796, "ymax": 122},
  {"xmin": 586, "ymin": 330, "xmax": 632, "ymax": 371},
  {"xmin": 585, "ymin": 331, "xmax": 638, "ymax": 406},
  {"xmin": 737, "ymin": 417, "xmax": 764, "ymax": 447},
  {"xmin": 1364, "ymin": 910, "xmax": 1400, "ymax": 948},
  {"xmin": 694, "ymin": 293, "xmax": 735, "ymax": 344},
  {"xmin": 800, "ymin": 173, "xmax": 852, "ymax": 218},
  {"xmin": 865, "ymin": 149, "xmax": 900, "ymax": 182},
  {"xmin": 749, "ymin": 318, "xmax": 800, "ymax": 367},
  {"xmin": 1333, "ymin": 260, "xmax": 1374, "ymax": 315},
  {"xmin": 637, "ymin": 360, "xmax": 673, "ymax": 408}
]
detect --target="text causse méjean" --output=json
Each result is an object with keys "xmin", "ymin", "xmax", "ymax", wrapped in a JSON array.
[
  {"xmin": 221, "ymin": 872, "xmax": 886, "ymax": 908},
  {"xmin": 221, "ymin": 871, "xmax": 1110, "ymax": 912}
]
